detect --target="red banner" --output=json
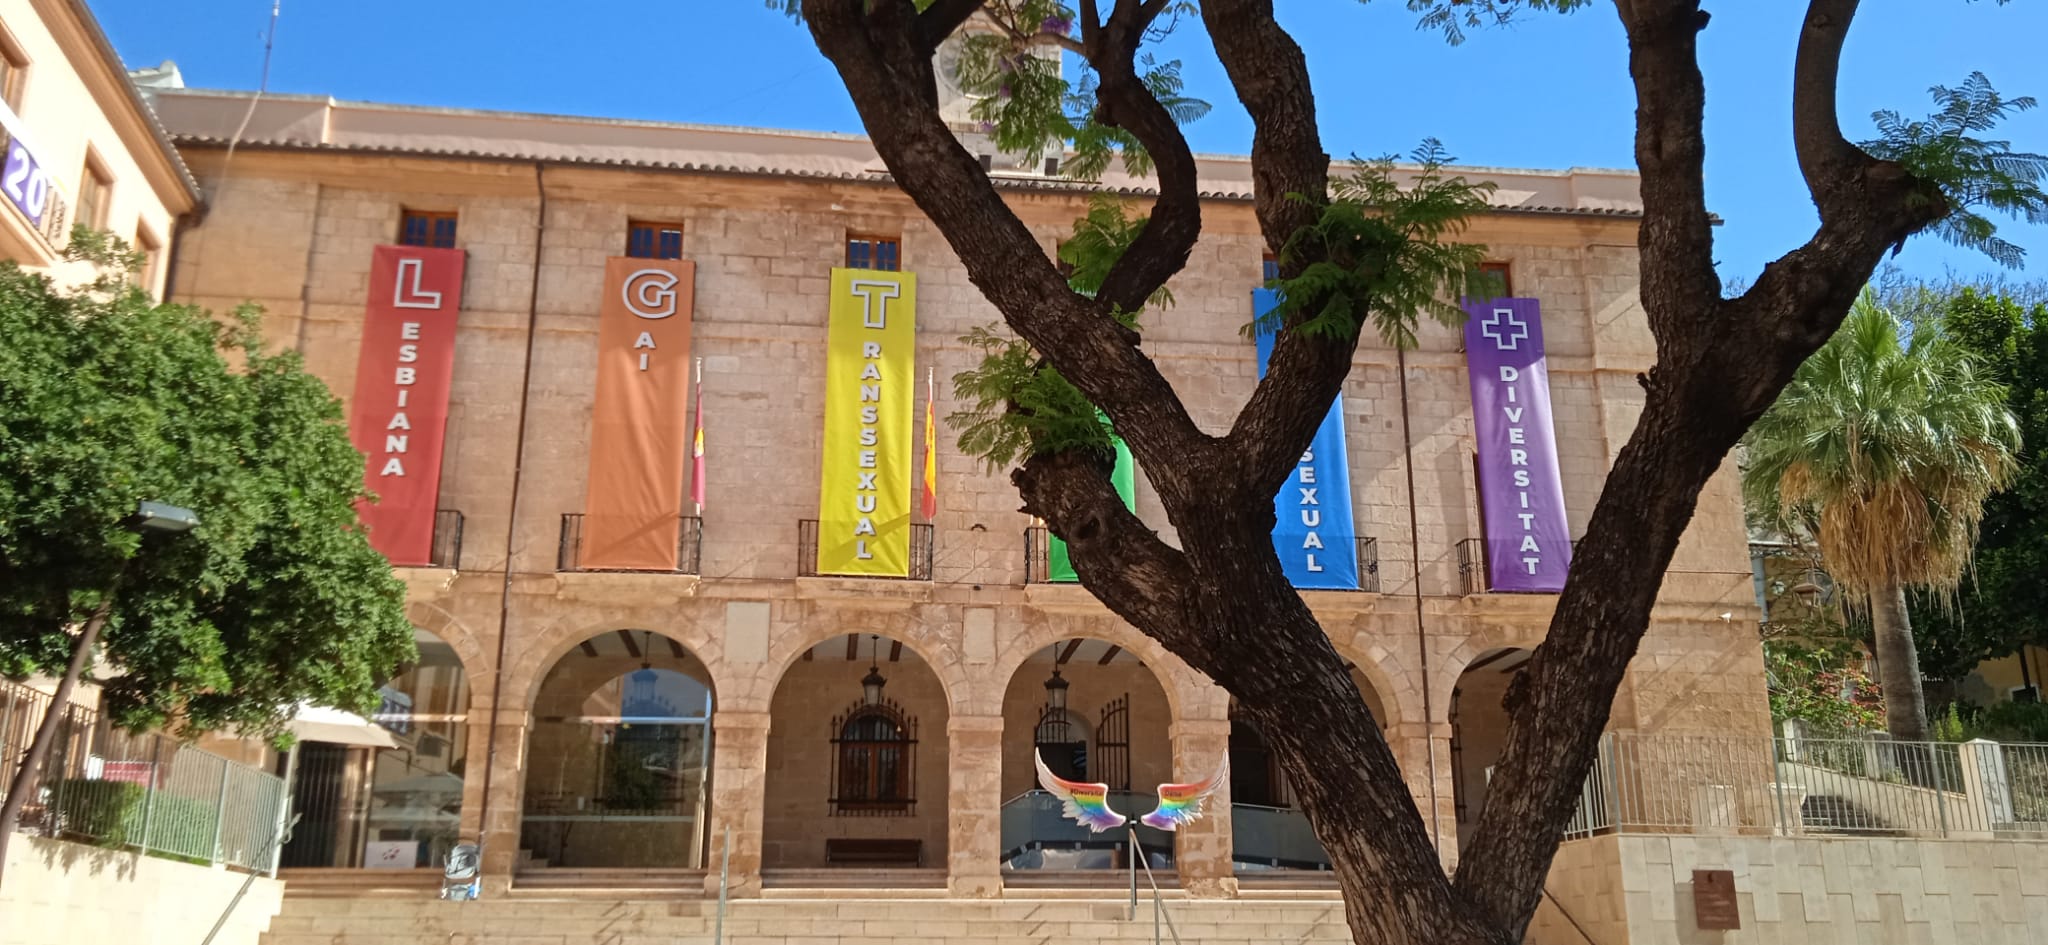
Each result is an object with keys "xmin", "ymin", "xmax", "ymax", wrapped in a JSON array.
[
  {"xmin": 347, "ymin": 246, "xmax": 465, "ymax": 566},
  {"xmin": 581, "ymin": 257, "xmax": 696, "ymax": 569}
]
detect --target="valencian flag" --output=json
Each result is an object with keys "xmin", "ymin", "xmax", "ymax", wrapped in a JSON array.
[
  {"xmin": 691, "ymin": 357, "xmax": 706, "ymax": 515},
  {"xmin": 921, "ymin": 367, "xmax": 938, "ymax": 519}
]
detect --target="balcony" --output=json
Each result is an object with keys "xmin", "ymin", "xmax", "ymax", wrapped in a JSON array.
[
  {"xmin": 1026, "ymin": 527, "xmax": 1380, "ymax": 591},
  {"xmin": 1457, "ymin": 537, "xmax": 1579, "ymax": 594},
  {"xmin": 557, "ymin": 514, "xmax": 703, "ymax": 573},
  {"xmin": 430, "ymin": 509, "xmax": 464, "ymax": 569},
  {"xmin": 797, "ymin": 520, "xmax": 933, "ymax": 581}
]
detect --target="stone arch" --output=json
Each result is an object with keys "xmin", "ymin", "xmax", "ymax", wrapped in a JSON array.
[
  {"xmin": 987, "ymin": 617, "xmax": 1204, "ymax": 722},
  {"xmin": 1446, "ymin": 644, "xmax": 1535, "ymax": 846},
  {"xmin": 995, "ymin": 633, "xmax": 1181, "ymax": 872},
  {"xmin": 1326, "ymin": 639, "xmax": 1406, "ymax": 732},
  {"xmin": 1430, "ymin": 622, "xmax": 1545, "ymax": 725},
  {"xmin": 757, "ymin": 609, "xmax": 969, "ymax": 719},
  {"xmin": 516, "ymin": 626, "xmax": 719, "ymax": 871},
  {"xmin": 760, "ymin": 628, "xmax": 953, "ymax": 874},
  {"xmin": 507, "ymin": 614, "xmax": 724, "ymax": 718},
  {"xmin": 404, "ymin": 600, "xmax": 494, "ymax": 714}
]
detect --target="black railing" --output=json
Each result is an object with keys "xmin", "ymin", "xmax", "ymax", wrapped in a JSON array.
[
  {"xmin": 557, "ymin": 514, "xmax": 703, "ymax": 573},
  {"xmin": 797, "ymin": 520, "xmax": 933, "ymax": 580},
  {"xmin": 1030, "ymin": 527, "xmax": 1380, "ymax": 591},
  {"xmin": 431, "ymin": 509, "xmax": 464, "ymax": 569},
  {"xmin": 1456, "ymin": 538, "xmax": 1490, "ymax": 595},
  {"xmin": 1026, "ymin": 527, "xmax": 1052, "ymax": 584}
]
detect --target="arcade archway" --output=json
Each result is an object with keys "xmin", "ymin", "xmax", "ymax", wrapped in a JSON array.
[
  {"xmin": 1449, "ymin": 646, "xmax": 1532, "ymax": 848},
  {"xmin": 280, "ymin": 626, "xmax": 471, "ymax": 870},
  {"xmin": 999, "ymin": 638, "xmax": 1175, "ymax": 874},
  {"xmin": 1228, "ymin": 661, "xmax": 1391, "ymax": 874},
  {"xmin": 762, "ymin": 632, "xmax": 950, "ymax": 876},
  {"xmin": 519, "ymin": 629, "xmax": 714, "ymax": 871}
]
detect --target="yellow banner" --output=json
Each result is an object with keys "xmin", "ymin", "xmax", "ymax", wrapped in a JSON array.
[{"xmin": 818, "ymin": 268, "xmax": 917, "ymax": 576}]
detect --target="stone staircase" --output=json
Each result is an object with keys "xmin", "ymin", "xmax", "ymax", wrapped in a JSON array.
[{"xmin": 256, "ymin": 889, "xmax": 1356, "ymax": 945}]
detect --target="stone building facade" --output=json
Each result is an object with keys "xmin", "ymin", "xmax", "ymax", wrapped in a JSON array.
[{"xmin": 146, "ymin": 87, "xmax": 1770, "ymax": 898}]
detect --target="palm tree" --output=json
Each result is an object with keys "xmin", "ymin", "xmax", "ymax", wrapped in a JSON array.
[{"xmin": 1744, "ymin": 290, "xmax": 2021, "ymax": 742}]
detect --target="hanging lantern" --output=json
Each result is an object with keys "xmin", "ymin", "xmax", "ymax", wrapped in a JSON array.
[
  {"xmin": 861, "ymin": 634, "xmax": 887, "ymax": 706},
  {"xmin": 1043, "ymin": 645, "xmax": 1069, "ymax": 713}
]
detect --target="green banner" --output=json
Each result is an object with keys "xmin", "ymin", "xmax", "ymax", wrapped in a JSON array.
[{"xmin": 1048, "ymin": 437, "xmax": 1135, "ymax": 582}]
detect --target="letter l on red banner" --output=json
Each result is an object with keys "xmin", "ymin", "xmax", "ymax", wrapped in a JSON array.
[{"xmin": 347, "ymin": 245, "xmax": 466, "ymax": 566}]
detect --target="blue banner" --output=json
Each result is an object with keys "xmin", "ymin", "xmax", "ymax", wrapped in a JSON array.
[{"xmin": 1253, "ymin": 289, "xmax": 1360, "ymax": 590}]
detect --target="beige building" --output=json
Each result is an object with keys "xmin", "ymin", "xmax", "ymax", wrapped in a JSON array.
[
  {"xmin": 0, "ymin": 0, "xmax": 195, "ymax": 292},
  {"xmin": 139, "ymin": 82, "xmax": 1771, "ymax": 901}
]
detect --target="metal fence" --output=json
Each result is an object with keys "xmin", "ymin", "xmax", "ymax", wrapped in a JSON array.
[
  {"xmin": 557, "ymin": 512, "xmax": 703, "ymax": 573},
  {"xmin": 1564, "ymin": 731, "xmax": 2048, "ymax": 840},
  {"xmin": 1027, "ymin": 527, "xmax": 1381, "ymax": 590},
  {"xmin": 798, "ymin": 519, "xmax": 934, "ymax": 580},
  {"xmin": 1, "ymin": 680, "xmax": 288, "ymax": 872}
]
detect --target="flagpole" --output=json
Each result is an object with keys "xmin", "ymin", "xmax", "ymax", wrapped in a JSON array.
[{"xmin": 692, "ymin": 356, "xmax": 705, "ymax": 517}]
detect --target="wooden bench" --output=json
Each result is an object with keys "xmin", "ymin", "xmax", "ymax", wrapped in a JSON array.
[{"xmin": 824, "ymin": 838, "xmax": 923, "ymax": 867}]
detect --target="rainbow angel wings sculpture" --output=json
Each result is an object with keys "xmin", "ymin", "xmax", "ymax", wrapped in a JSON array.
[{"xmin": 1033, "ymin": 748, "xmax": 1229, "ymax": 832}]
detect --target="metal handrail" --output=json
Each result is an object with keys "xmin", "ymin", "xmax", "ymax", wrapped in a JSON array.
[{"xmin": 1129, "ymin": 827, "xmax": 1183, "ymax": 945}]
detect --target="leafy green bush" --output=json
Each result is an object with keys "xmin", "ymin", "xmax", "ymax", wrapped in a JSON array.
[
  {"xmin": 50, "ymin": 778, "xmax": 219, "ymax": 863},
  {"xmin": 1975, "ymin": 700, "xmax": 2048, "ymax": 743}
]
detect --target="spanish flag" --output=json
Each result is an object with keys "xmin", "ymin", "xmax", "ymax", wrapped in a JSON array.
[
  {"xmin": 920, "ymin": 367, "xmax": 938, "ymax": 520},
  {"xmin": 690, "ymin": 358, "xmax": 706, "ymax": 515}
]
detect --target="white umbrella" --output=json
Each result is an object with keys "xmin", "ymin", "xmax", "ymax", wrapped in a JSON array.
[{"xmin": 288, "ymin": 704, "xmax": 398, "ymax": 749}]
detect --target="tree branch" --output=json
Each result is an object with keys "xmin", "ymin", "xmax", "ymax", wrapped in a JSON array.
[
  {"xmin": 1088, "ymin": 0, "xmax": 1204, "ymax": 314},
  {"xmin": 1453, "ymin": 2, "xmax": 1949, "ymax": 935},
  {"xmin": 915, "ymin": 0, "xmax": 988, "ymax": 54},
  {"xmin": 801, "ymin": 0, "xmax": 1213, "ymax": 489},
  {"xmin": 1013, "ymin": 450, "xmax": 1191, "ymax": 624},
  {"xmin": 1200, "ymin": 0, "xmax": 1351, "ymax": 502}
]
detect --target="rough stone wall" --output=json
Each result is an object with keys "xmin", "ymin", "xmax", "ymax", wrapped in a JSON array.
[{"xmin": 170, "ymin": 147, "xmax": 1770, "ymax": 896}]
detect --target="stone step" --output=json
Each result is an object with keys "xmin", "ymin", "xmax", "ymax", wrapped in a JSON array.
[{"xmin": 258, "ymin": 893, "xmax": 1355, "ymax": 945}]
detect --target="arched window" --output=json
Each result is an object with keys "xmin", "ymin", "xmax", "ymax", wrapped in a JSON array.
[{"xmin": 830, "ymin": 700, "xmax": 917, "ymax": 815}]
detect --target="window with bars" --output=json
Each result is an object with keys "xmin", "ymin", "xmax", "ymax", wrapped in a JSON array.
[
  {"xmin": 399, "ymin": 209, "xmax": 459, "ymax": 249},
  {"xmin": 1262, "ymin": 253, "xmax": 1279, "ymax": 282},
  {"xmin": 830, "ymin": 702, "xmax": 917, "ymax": 814},
  {"xmin": 846, "ymin": 234, "xmax": 901, "ymax": 271},
  {"xmin": 627, "ymin": 220, "xmax": 684, "ymax": 259}
]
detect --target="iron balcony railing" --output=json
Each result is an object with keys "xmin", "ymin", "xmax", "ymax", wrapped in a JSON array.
[
  {"xmin": 1027, "ymin": 527, "xmax": 1379, "ymax": 591},
  {"xmin": 797, "ymin": 520, "xmax": 933, "ymax": 580},
  {"xmin": 0, "ymin": 679, "xmax": 288, "ymax": 873},
  {"xmin": 431, "ymin": 508, "xmax": 464, "ymax": 569},
  {"xmin": 557, "ymin": 513, "xmax": 704, "ymax": 573},
  {"xmin": 1561, "ymin": 730, "xmax": 2048, "ymax": 840},
  {"xmin": 1457, "ymin": 537, "xmax": 1581, "ymax": 595}
]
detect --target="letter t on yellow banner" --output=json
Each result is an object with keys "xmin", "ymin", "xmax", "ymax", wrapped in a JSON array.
[{"xmin": 818, "ymin": 268, "xmax": 917, "ymax": 576}]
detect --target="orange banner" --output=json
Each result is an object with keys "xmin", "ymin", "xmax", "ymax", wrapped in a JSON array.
[{"xmin": 581, "ymin": 257, "xmax": 696, "ymax": 569}]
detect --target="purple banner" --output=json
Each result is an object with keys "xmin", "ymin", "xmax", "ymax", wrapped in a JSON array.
[{"xmin": 1463, "ymin": 297, "xmax": 1570, "ymax": 592}]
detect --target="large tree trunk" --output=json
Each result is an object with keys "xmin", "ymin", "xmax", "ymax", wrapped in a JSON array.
[
  {"xmin": 796, "ymin": 3, "xmax": 1953, "ymax": 943},
  {"xmin": 1871, "ymin": 582, "xmax": 1930, "ymax": 742},
  {"xmin": 0, "ymin": 587, "xmax": 118, "ymax": 888}
]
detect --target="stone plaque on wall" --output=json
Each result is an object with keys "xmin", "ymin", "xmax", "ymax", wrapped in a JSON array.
[{"xmin": 1692, "ymin": 869, "xmax": 1740, "ymax": 930}]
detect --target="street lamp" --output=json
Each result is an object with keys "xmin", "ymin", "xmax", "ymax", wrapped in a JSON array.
[{"xmin": 132, "ymin": 500, "xmax": 200, "ymax": 534}]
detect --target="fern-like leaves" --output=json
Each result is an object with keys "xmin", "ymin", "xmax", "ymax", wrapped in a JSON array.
[
  {"xmin": 1256, "ymin": 139, "xmax": 1497, "ymax": 349},
  {"xmin": 1861, "ymin": 71, "xmax": 2048, "ymax": 269}
]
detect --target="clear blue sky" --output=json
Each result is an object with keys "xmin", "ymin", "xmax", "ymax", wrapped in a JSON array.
[{"xmin": 91, "ymin": 0, "xmax": 2047, "ymax": 285}]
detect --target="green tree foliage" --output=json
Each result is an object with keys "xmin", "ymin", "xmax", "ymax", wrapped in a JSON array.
[
  {"xmin": 1862, "ymin": 72, "xmax": 2048, "ymax": 269},
  {"xmin": 1257, "ymin": 141, "xmax": 1496, "ymax": 349},
  {"xmin": 1900, "ymin": 286, "xmax": 2048, "ymax": 680},
  {"xmin": 1744, "ymin": 291, "xmax": 2022, "ymax": 738},
  {"xmin": 0, "ymin": 236, "xmax": 415, "ymax": 736}
]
